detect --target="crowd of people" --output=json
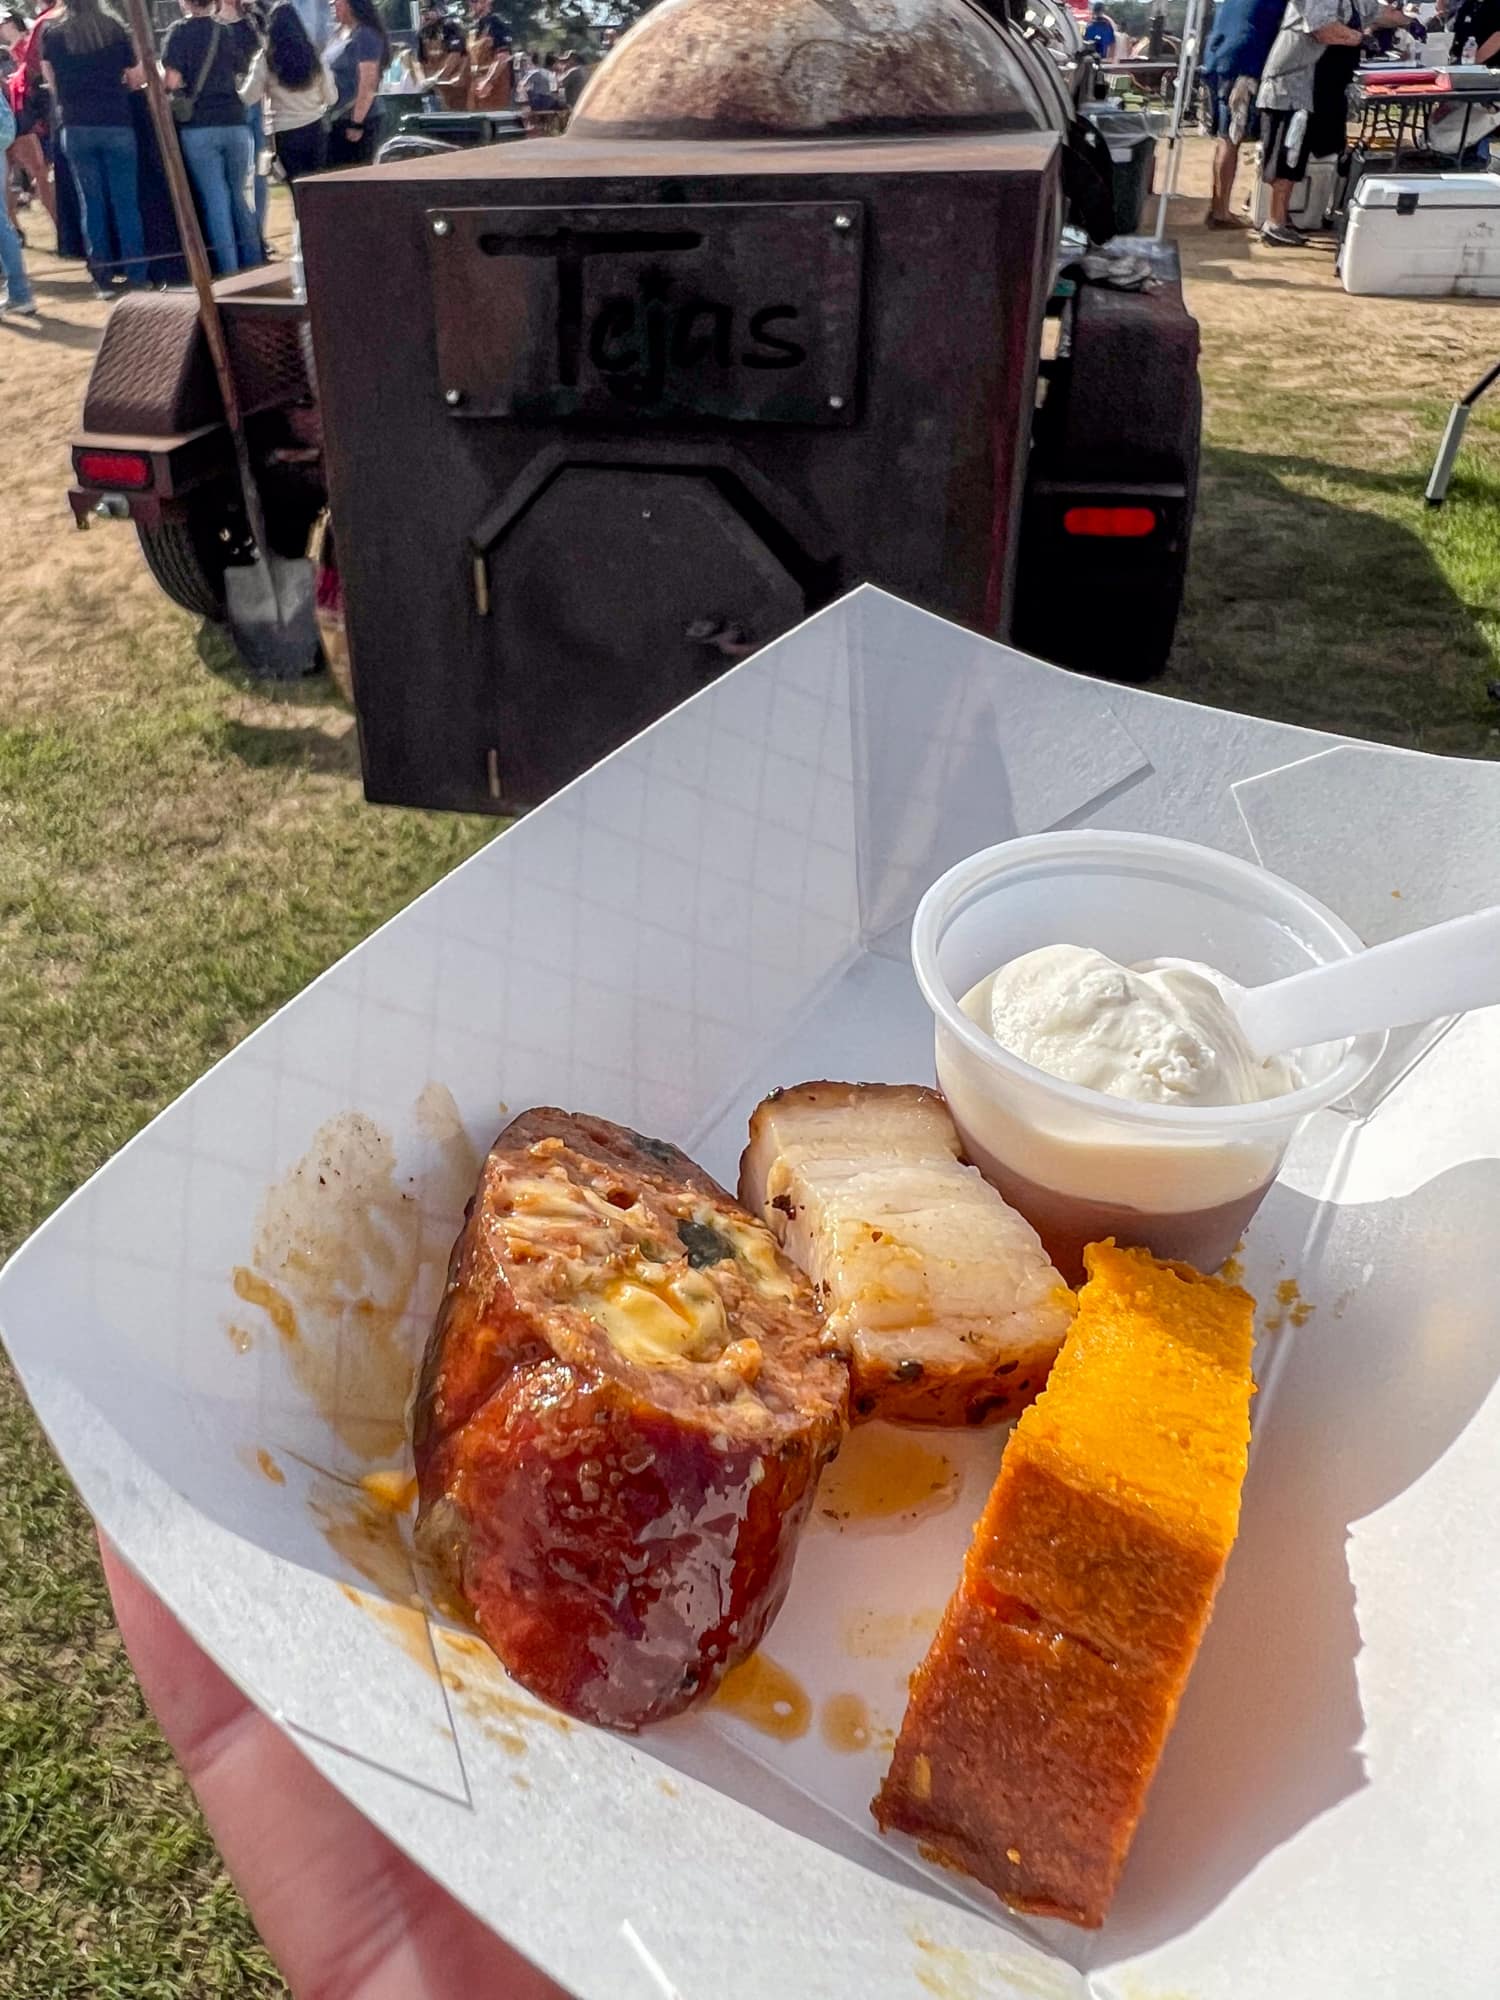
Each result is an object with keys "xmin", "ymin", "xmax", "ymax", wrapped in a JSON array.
[
  {"xmin": 9, "ymin": 0, "xmax": 1483, "ymax": 318},
  {"xmin": 1197, "ymin": 0, "xmax": 1478, "ymax": 244},
  {"xmin": 1081, "ymin": 0, "xmax": 1489, "ymax": 249},
  {"xmin": 408, "ymin": 7, "xmax": 595, "ymax": 116},
  {"xmin": 0, "ymin": 0, "xmax": 597, "ymax": 313}
]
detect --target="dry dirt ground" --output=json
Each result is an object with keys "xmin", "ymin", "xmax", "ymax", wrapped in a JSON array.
[
  {"xmin": 1162, "ymin": 141, "xmax": 1500, "ymax": 754},
  {"xmin": 2, "ymin": 254, "xmax": 188, "ymax": 713},
  {"xmin": 0, "ymin": 191, "xmax": 320, "ymax": 724},
  {"xmin": 6, "ymin": 147, "xmax": 1500, "ymax": 753}
]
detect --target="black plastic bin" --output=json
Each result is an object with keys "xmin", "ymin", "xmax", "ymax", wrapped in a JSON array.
[{"xmin": 1082, "ymin": 106, "xmax": 1157, "ymax": 236}]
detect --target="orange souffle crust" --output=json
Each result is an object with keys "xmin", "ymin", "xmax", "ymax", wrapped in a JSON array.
[{"xmin": 873, "ymin": 1240, "xmax": 1255, "ymax": 1928}]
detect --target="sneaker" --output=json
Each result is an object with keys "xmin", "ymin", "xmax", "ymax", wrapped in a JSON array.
[
  {"xmin": 3, "ymin": 300, "xmax": 40, "ymax": 317},
  {"xmin": 1260, "ymin": 222, "xmax": 1306, "ymax": 247}
]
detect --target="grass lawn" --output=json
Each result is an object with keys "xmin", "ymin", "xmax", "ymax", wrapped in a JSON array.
[
  {"xmin": 0, "ymin": 640, "xmax": 495, "ymax": 1995},
  {"xmin": 3, "ymin": 159, "xmax": 1500, "ymax": 1996},
  {"xmin": 1162, "ymin": 223, "xmax": 1500, "ymax": 755},
  {"xmin": 0, "ymin": 197, "xmax": 495, "ymax": 1997}
]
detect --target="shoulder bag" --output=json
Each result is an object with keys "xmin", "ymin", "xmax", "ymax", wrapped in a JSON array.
[{"xmin": 172, "ymin": 20, "xmax": 224, "ymax": 123}]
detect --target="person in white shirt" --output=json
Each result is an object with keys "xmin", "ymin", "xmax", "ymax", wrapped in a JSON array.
[
  {"xmin": 243, "ymin": 0, "xmax": 335, "ymax": 179},
  {"xmin": 518, "ymin": 52, "xmax": 557, "ymax": 108}
]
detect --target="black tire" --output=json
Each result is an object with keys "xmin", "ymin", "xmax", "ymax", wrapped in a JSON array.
[
  {"xmin": 1113, "ymin": 375, "xmax": 1203, "ymax": 682},
  {"xmin": 1013, "ymin": 290, "xmax": 1203, "ymax": 685},
  {"xmin": 1134, "ymin": 375, "xmax": 1203, "ymax": 682},
  {"xmin": 136, "ymin": 516, "xmax": 231, "ymax": 621}
]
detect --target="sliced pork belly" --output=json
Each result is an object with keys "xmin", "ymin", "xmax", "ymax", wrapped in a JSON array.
[{"xmin": 740, "ymin": 1083, "xmax": 1074, "ymax": 1426}]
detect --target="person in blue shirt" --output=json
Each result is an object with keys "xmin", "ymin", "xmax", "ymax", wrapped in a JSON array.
[
  {"xmin": 325, "ymin": 0, "xmax": 387, "ymax": 165},
  {"xmin": 1200, "ymin": 0, "xmax": 1287, "ymax": 226},
  {"xmin": 1082, "ymin": 3, "xmax": 1119, "ymax": 59}
]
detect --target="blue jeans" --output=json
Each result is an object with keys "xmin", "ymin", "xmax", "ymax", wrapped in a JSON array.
[
  {"xmin": 245, "ymin": 101, "xmax": 269, "ymax": 240},
  {"xmin": 61, "ymin": 124, "xmax": 148, "ymax": 287},
  {"xmin": 0, "ymin": 198, "xmax": 34, "ymax": 308},
  {"xmin": 180, "ymin": 121, "xmax": 260, "ymax": 276}
]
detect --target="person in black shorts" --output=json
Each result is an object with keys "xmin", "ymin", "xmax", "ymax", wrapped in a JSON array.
[{"xmin": 1257, "ymin": 0, "xmax": 1405, "ymax": 245}]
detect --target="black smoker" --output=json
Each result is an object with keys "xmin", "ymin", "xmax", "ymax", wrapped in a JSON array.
[{"xmin": 297, "ymin": 0, "xmax": 1201, "ymax": 816}]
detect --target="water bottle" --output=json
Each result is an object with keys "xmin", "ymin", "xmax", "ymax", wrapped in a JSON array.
[{"xmin": 1463, "ymin": 34, "xmax": 1478, "ymax": 59}]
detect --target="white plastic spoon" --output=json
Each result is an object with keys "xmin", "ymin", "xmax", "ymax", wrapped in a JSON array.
[{"xmin": 1233, "ymin": 906, "xmax": 1500, "ymax": 1063}]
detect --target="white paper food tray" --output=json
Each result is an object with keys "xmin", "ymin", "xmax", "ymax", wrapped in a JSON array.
[{"xmin": 3, "ymin": 587, "xmax": 1499, "ymax": 2000}]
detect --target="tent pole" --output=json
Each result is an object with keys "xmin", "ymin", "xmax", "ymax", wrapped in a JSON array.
[{"xmin": 1153, "ymin": 0, "xmax": 1213, "ymax": 241}]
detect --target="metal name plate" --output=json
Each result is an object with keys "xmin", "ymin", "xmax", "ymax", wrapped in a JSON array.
[{"xmin": 427, "ymin": 200, "xmax": 863, "ymax": 424}]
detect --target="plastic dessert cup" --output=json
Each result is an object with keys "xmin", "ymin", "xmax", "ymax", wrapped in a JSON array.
[{"xmin": 911, "ymin": 833, "xmax": 1386, "ymax": 1280}]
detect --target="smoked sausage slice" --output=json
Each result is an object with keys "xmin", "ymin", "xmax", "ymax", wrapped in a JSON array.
[{"xmin": 414, "ymin": 1109, "xmax": 847, "ymax": 1730}]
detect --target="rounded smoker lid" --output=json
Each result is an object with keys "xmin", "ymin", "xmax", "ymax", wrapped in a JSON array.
[{"xmin": 571, "ymin": 0, "xmax": 1056, "ymax": 141}]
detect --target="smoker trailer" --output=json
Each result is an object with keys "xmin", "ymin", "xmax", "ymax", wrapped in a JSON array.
[{"xmin": 67, "ymin": 0, "xmax": 1202, "ymax": 816}]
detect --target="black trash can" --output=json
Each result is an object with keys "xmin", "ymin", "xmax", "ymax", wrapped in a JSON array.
[{"xmin": 1082, "ymin": 105, "xmax": 1157, "ymax": 236}]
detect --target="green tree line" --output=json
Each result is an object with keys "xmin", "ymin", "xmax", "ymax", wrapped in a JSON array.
[{"xmin": 386, "ymin": 0, "xmax": 660, "ymax": 50}]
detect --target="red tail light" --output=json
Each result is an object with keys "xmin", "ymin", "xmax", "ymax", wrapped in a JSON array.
[
  {"xmin": 1063, "ymin": 505, "xmax": 1157, "ymax": 539},
  {"xmin": 76, "ymin": 449, "xmax": 153, "ymax": 490}
]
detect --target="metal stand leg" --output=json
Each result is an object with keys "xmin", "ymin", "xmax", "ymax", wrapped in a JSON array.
[
  {"xmin": 1426, "ymin": 404, "xmax": 1472, "ymax": 507},
  {"xmin": 1425, "ymin": 356, "xmax": 1500, "ymax": 508}
]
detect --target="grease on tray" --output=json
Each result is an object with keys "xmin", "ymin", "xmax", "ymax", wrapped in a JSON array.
[{"xmin": 712, "ymin": 1652, "xmax": 812, "ymax": 1741}]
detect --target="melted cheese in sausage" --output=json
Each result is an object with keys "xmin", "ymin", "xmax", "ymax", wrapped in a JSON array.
[
  {"xmin": 586, "ymin": 1270, "xmax": 728, "ymax": 1366},
  {"xmin": 500, "ymin": 1169, "xmax": 793, "ymax": 1369}
]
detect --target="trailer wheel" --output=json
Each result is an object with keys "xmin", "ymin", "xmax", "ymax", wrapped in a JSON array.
[
  {"xmin": 1078, "ymin": 378, "xmax": 1202, "ymax": 686},
  {"xmin": 1125, "ymin": 379, "xmax": 1201, "ymax": 683},
  {"xmin": 1110, "ymin": 375, "xmax": 1201, "ymax": 684},
  {"xmin": 1012, "ymin": 250, "xmax": 1203, "ymax": 686},
  {"xmin": 136, "ymin": 517, "xmax": 232, "ymax": 621}
]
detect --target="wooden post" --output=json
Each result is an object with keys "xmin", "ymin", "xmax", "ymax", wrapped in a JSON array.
[{"xmin": 123, "ymin": 0, "xmax": 271, "ymax": 555}]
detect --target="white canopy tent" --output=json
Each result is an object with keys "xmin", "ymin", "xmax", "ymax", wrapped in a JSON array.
[{"xmin": 1153, "ymin": 0, "xmax": 1218, "ymax": 238}]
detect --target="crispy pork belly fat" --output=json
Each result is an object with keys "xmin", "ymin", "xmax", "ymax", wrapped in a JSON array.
[
  {"xmin": 413, "ymin": 1109, "xmax": 848, "ymax": 1731},
  {"xmin": 739, "ymin": 1083, "xmax": 1074, "ymax": 1426}
]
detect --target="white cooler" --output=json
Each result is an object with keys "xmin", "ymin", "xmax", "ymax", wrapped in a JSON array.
[{"xmin": 1340, "ymin": 171, "xmax": 1500, "ymax": 295}]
